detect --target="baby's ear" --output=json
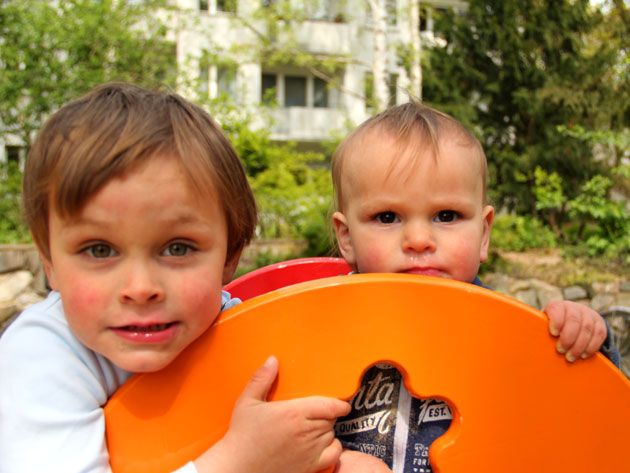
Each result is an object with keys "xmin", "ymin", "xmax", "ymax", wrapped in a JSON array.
[
  {"xmin": 222, "ymin": 248, "xmax": 243, "ymax": 286},
  {"xmin": 479, "ymin": 205, "xmax": 495, "ymax": 263},
  {"xmin": 332, "ymin": 211, "xmax": 357, "ymax": 267}
]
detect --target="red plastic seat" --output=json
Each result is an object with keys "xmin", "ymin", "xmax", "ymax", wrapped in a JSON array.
[
  {"xmin": 106, "ymin": 274, "xmax": 630, "ymax": 473},
  {"xmin": 223, "ymin": 257, "xmax": 351, "ymax": 301}
]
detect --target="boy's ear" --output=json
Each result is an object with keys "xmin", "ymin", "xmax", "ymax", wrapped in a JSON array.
[
  {"xmin": 38, "ymin": 250, "xmax": 59, "ymax": 291},
  {"xmin": 332, "ymin": 211, "xmax": 357, "ymax": 268},
  {"xmin": 222, "ymin": 248, "xmax": 243, "ymax": 286},
  {"xmin": 479, "ymin": 205, "xmax": 495, "ymax": 263}
]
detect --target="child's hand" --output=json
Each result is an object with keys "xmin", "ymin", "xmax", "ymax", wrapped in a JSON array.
[
  {"xmin": 544, "ymin": 300, "xmax": 608, "ymax": 363},
  {"xmin": 195, "ymin": 356, "xmax": 350, "ymax": 473},
  {"xmin": 334, "ymin": 450, "xmax": 393, "ymax": 473}
]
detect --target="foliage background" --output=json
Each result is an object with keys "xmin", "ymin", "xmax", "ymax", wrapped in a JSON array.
[{"xmin": 0, "ymin": 0, "xmax": 628, "ymax": 277}]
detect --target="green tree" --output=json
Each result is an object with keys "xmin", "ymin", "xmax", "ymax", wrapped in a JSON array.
[
  {"xmin": 424, "ymin": 0, "xmax": 628, "ymax": 213},
  {"xmin": 208, "ymin": 99, "xmax": 334, "ymax": 246},
  {"xmin": 0, "ymin": 0, "xmax": 176, "ymax": 148}
]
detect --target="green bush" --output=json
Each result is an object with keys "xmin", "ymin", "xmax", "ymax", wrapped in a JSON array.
[
  {"xmin": 566, "ymin": 171, "xmax": 629, "ymax": 260},
  {"xmin": 300, "ymin": 211, "xmax": 334, "ymax": 257},
  {"xmin": 215, "ymin": 103, "xmax": 335, "ymax": 244},
  {"xmin": 490, "ymin": 214, "xmax": 557, "ymax": 251},
  {"xmin": 529, "ymin": 162, "xmax": 630, "ymax": 260},
  {"xmin": 0, "ymin": 162, "xmax": 30, "ymax": 244}
]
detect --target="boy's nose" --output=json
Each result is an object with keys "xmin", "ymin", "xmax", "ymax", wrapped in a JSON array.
[
  {"xmin": 118, "ymin": 261, "xmax": 165, "ymax": 305},
  {"xmin": 402, "ymin": 221, "xmax": 436, "ymax": 254}
]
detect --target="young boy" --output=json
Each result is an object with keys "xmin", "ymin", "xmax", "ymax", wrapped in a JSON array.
[
  {"xmin": 330, "ymin": 101, "xmax": 620, "ymax": 473},
  {"xmin": 0, "ymin": 83, "xmax": 350, "ymax": 473}
]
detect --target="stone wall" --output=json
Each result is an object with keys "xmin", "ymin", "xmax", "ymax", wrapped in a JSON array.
[
  {"xmin": 0, "ymin": 245, "xmax": 48, "ymax": 334},
  {"xmin": 482, "ymin": 273, "xmax": 630, "ymax": 313},
  {"xmin": 238, "ymin": 238, "xmax": 307, "ymax": 268},
  {"xmin": 1, "ymin": 243, "xmax": 629, "ymax": 336}
]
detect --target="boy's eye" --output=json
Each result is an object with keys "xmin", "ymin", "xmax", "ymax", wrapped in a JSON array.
[
  {"xmin": 163, "ymin": 242, "xmax": 192, "ymax": 257},
  {"xmin": 85, "ymin": 244, "xmax": 115, "ymax": 258},
  {"xmin": 435, "ymin": 210, "xmax": 459, "ymax": 223},
  {"xmin": 376, "ymin": 211, "xmax": 399, "ymax": 224}
]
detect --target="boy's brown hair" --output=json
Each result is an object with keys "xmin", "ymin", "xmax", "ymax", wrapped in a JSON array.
[
  {"xmin": 23, "ymin": 82, "xmax": 256, "ymax": 262},
  {"xmin": 331, "ymin": 100, "xmax": 487, "ymax": 214}
]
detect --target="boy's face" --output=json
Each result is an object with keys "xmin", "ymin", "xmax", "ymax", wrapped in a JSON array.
[
  {"xmin": 42, "ymin": 155, "xmax": 239, "ymax": 372},
  {"xmin": 333, "ymin": 130, "xmax": 494, "ymax": 284}
]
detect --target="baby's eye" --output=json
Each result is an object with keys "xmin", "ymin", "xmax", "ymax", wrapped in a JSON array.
[
  {"xmin": 163, "ymin": 242, "xmax": 193, "ymax": 257},
  {"xmin": 435, "ymin": 210, "xmax": 459, "ymax": 223},
  {"xmin": 85, "ymin": 243, "xmax": 116, "ymax": 258},
  {"xmin": 375, "ymin": 212, "xmax": 399, "ymax": 224}
]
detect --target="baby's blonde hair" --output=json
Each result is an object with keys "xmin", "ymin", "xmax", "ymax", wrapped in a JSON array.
[{"xmin": 331, "ymin": 100, "xmax": 487, "ymax": 214}]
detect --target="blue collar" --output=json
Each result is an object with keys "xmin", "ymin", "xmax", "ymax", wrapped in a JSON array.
[{"xmin": 472, "ymin": 275, "xmax": 492, "ymax": 290}]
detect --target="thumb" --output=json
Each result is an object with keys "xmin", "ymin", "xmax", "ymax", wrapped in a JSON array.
[{"xmin": 238, "ymin": 356, "xmax": 279, "ymax": 403}]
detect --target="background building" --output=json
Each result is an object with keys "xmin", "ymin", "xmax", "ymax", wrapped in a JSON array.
[{"xmin": 171, "ymin": 0, "xmax": 467, "ymax": 145}]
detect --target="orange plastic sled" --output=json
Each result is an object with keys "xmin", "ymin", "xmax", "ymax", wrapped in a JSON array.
[
  {"xmin": 223, "ymin": 257, "xmax": 351, "ymax": 301},
  {"xmin": 105, "ymin": 274, "xmax": 630, "ymax": 473}
]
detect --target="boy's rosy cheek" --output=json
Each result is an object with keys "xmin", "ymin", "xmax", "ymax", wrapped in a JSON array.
[
  {"xmin": 65, "ymin": 284, "xmax": 107, "ymax": 313},
  {"xmin": 181, "ymin": 282, "xmax": 223, "ymax": 312}
]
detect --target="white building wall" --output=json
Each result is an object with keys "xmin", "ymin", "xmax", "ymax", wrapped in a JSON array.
[
  {"xmin": 171, "ymin": 0, "xmax": 467, "ymax": 142},
  {"xmin": 0, "ymin": 0, "xmax": 465, "ymax": 156}
]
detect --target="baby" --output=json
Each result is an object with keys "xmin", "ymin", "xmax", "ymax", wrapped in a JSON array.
[{"xmin": 330, "ymin": 101, "xmax": 620, "ymax": 473}]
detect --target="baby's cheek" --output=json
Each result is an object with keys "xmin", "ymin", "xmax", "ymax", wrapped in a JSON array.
[
  {"xmin": 358, "ymin": 249, "xmax": 393, "ymax": 273},
  {"xmin": 450, "ymin": 243, "xmax": 482, "ymax": 280}
]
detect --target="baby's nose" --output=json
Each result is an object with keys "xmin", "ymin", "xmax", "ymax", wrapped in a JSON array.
[{"xmin": 402, "ymin": 222, "xmax": 436, "ymax": 253}]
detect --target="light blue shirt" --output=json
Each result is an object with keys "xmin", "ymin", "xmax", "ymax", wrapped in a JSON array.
[{"xmin": 0, "ymin": 290, "xmax": 239, "ymax": 473}]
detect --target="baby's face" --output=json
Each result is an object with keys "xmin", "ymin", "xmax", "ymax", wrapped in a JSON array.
[
  {"xmin": 43, "ymin": 155, "xmax": 236, "ymax": 372},
  {"xmin": 334, "ymin": 131, "xmax": 494, "ymax": 284}
]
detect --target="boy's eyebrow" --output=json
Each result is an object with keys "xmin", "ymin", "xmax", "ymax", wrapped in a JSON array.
[{"xmin": 64, "ymin": 211, "xmax": 208, "ymax": 228}]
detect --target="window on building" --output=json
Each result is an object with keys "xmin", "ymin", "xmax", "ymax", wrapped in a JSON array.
[
  {"xmin": 313, "ymin": 77, "xmax": 328, "ymax": 108},
  {"xmin": 386, "ymin": 0, "xmax": 397, "ymax": 25},
  {"xmin": 388, "ymin": 73, "xmax": 398, "ymax": 107},
  {"xmin": 217, "ymin": 65, "xmax": 236, "ymax": 98},
  {"xmin": 284, "ymin": 76, "xmax": 306, "ymax": 107},
  {"xmin": 5, "ymin": 146, "xmax": 21, "ymax": 164},
  {"xmin": 433, "ymin": 7, "xmax": 449, "ymax": 38},
  {"xmin": 262, "ymin": 72, "xmax": 334, "ymax": 108},
  {"xmin": 364, "ymin": 71, "xmax": 376, "ymax": 110},
  {"xmin": 198, "ymin": 66, "xmax": 209, "ymax": 96},
  {"xmin": 261, "ymin": 73, "xmax": 277, "ymax": 105},
  {"xmin": 420, "ymin": 5, "xmax": 429, "ymax": 31},
  {"xmin": 199, "ymin": 0, "xmax": 209, "ymax": 12},
  {"xmin": 305, "ymin": 0, "xmax": 328, "ymax": 20},
  {"xmin": 217, "ymin": 0, "xmax": 236, "ymax": 13}
]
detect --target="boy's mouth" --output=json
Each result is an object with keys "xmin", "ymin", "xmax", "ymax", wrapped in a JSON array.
[
  {"xmin": 113, "ymin": 322, "xmax": 180, "ymax": 343},
  {"xmin": 119, "ymin": 323, "xmax": 175, "ymax": 332}
]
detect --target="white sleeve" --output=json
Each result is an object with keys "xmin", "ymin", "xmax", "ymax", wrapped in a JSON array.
[
  {"xmin": 0, "ymin": 293, "xmax": 132, "ymax": 473},
  {"xmin": 0, "ymin": 291, "xmax": 232, "ymax": 473},
  {"xmin": 174, "ymin": 462, "xmax": 199, "ymax": 473}
]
